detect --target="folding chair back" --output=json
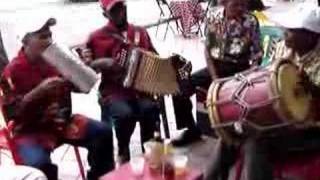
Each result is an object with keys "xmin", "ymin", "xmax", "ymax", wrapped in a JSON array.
[
  {"xmin": 155, "ymin": 0, "xmax": 183, "ymax": 39},
  {"xmin": 168, "ymin": 0, "xmax": 205, "ymax": 37},
  {"xmin": 260, "ymin": 26, "xmax": 283, "ymax": 67}
]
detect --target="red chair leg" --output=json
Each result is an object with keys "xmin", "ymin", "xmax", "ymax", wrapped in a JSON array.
[
  {"xmin": 0, "ymin": 150, "xmax": 2, "ymax": 165},
  {"xmin": 74, "ymin": 147, "xmax": 85, "ymax": 180}
]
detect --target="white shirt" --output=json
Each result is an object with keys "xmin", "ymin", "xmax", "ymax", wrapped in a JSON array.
[{"xmin": 0, "ymin": 165, "xmax": 47, "ymax": 180}]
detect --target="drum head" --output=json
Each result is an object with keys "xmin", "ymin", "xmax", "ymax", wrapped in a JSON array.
[{"xmin": 274, "ymin": 63, "xmax": 311, "ymax": 122}]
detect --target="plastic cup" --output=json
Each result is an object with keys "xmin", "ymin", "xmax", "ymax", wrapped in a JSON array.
[
  {"xmin": 130, "ymin": 156, "xmax": 145, "ymax": 177},
  {"xmin": 143, "ymin": 141, "xmax": 163, "ymax": 170},
  {"xmin": 173, "ymin": 155, "xmax": 188, "ymax": 176}
]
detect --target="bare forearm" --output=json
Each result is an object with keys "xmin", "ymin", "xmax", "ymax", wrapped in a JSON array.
[
  {"xmin": 89, "ymin": 58, "xmax": 116, "ymax": 72},
  {"xmin": 21, "ymin": 77, "xmax": 65, "ymax": 109},
  {"xmin": 205, "ymin": 49, "xmax": 218, "ymax": 79},
  {"xmin": 21, "ymin": 85, "xmax": 46, "ymax": 108}
]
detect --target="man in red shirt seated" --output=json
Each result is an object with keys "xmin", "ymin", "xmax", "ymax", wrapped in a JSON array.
[
  {"xmin": 84, "ymin": 0, "xmax": 160, "ymax": 164},
  {"xmin": 1, "ymin": 18, "xmax": 114, "ymax": 180}
]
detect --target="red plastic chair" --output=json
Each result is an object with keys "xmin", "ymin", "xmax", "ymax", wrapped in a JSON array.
[
  {"xmin": 0, "ymin": 120, "xmax": 20, "ymax": 165},
  {"xmin": 0, "ymin": 121, "xmax": 86, "ymax": 180}
]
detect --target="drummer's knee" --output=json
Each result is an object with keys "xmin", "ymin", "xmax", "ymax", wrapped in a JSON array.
[{"xmin": 243, "ymin": 138, "xmax": 261, "ymax": 154}]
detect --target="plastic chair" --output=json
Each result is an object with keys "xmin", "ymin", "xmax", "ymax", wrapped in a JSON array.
[
  {"xmin": 155, "ymin": 0, "xmax": 183, "ymax": 40},
  {"xmin": 0, "ymin": 120, "xmax": 19, "ymax": 165},
  {"xmin": 167, "ymin": 0, "xmax": 205, "ymax": 37},
  {"xmin": 259, "ymin": 26, "xmax": 284, "ymax": 67}
]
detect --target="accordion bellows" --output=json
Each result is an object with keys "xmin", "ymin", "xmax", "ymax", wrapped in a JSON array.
[{"xmin": 123, "ymin": 48, "xmax": 181, "ymax": 95}]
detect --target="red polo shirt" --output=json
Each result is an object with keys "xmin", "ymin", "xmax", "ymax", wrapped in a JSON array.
[
  {"xmin": 87, "ymin": 22, "xmax": 156, "ymax": 104},
  {"xmin": 1, "ymin": 50, "xmax": 71, "ymax": 134}
]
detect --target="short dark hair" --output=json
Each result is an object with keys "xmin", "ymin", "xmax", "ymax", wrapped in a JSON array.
[
  {"xmin": 22, "ymin": 33, "xmax": 32, "ymax": 45},
  {"xmin": 22, "ymin": 27, "xmax": 51, "ymax": 45},
  {"xmin": 247, "ymin": 0, "xmax": 265, "ymax": 11}
]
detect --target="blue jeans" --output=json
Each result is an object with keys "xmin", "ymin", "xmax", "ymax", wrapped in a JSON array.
[
  {"xmin": 101, "ymin": 98, "xmax": 160, "ymax": 162},
  {"xmin": 15, "ymin": 118, "xmax": 114, "ymax": 180}
]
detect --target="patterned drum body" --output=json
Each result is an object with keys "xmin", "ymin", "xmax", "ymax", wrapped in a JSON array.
[{"xmin": 207, "ymin": 62, "xmax": 312, "ymax": 143}]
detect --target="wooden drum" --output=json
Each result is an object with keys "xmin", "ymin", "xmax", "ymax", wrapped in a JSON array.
[{"xmin": 207, "ymin": 61, "xmax": 312, "ymax": 144}]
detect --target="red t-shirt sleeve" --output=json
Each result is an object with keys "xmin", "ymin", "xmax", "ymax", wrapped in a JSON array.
[{"xmin": 139, "ymin": 28, "xmax": 157, "ymax": 54}]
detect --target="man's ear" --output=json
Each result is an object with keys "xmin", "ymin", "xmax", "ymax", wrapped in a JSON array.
[
  {"xmin": 102, "ymin": 9, "xmax": 111, "ymax": 19},
  {"xmin": 22, "ymin": 33, "xmax": 31, "ymax": 46}
]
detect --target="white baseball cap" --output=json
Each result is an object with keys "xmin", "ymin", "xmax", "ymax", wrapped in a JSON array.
[{"xmin": 267, "ymin": 3, "xmax": 320, "ymax": 33}]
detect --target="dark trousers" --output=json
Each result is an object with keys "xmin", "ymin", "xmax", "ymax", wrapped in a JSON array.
[
  {"xmin": 205, "ymin": 128, "xmax": 320, "ymax": 180},
  {"xmin": 101, "ymin": 97, "xmax": 160, "ymax": 162},
  {"xmin": 173, "ymin": 60, "xmax": 249, "ymax": 130},
  {"xmin": 15, "ymin": 118, "xmax": 114, "ymax": 180},
  {"xmin": 205, "ymin": 138, "xmax": 273, "ymax": 180},
  {"xmin": 214, "ymin": 61, "xmax": 250, "ymax": 78},
  {"xmin": 173, "ymin": 68, "xmax": 212, "ymax": 130}
]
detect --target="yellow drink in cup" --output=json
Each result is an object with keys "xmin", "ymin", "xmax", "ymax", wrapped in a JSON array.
[
  {"xmin": 143, "ymin": 141, "xmax": 164, "ymax": 170},
  {"xmin": 173, "ymin": 155, "xmax": 188, "ymax": 176}
]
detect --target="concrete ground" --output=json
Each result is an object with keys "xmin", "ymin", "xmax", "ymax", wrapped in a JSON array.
[{"xmin": 0, "ymin": 0, "xmax": 208, "ymax": 179}]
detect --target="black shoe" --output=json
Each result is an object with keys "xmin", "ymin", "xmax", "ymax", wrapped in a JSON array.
[{"xmin": 171, "ymin": 128, "xmax": 202, "ymax": 147}]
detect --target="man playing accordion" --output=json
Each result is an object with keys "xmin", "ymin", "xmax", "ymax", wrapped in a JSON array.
[
  {"xmin": 0, "ymin": 18, "xmax": 114, "ymax": 180},
  {"xmin": 84, "ymin": 0, "xmax": 161, "ymax": 164}
]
